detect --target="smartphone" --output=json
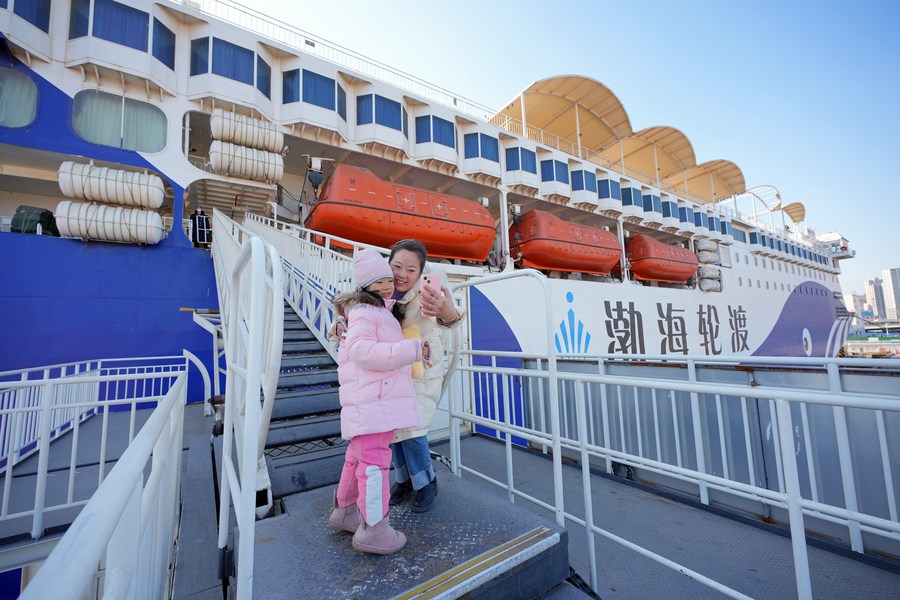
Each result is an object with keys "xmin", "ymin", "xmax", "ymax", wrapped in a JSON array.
[{"xmin": 421, "ymin": 273, "xmax": 443, "ymax": 296}]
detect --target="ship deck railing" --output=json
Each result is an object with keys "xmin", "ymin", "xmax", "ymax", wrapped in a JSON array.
[
  {"xmin": 439, "ymin": 267, "xmax": 900, "ymax": 600},
  {"xmin": 0, "ymin": 352, "xmax": 211, "ymax": 597}
]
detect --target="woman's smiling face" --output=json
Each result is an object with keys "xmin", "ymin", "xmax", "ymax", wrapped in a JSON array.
[{"xmin": 390, "ymin": 249, "xmax": 422, "ymax": 293}]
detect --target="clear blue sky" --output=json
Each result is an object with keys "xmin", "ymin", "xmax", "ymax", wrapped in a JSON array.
[{"xmin": 253, "ymin": 0, "xmax": 900, "ymax": 292}]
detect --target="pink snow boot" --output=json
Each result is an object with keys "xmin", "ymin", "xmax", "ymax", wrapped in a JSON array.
[
  {"xmin": 328, "ymin": 491, "xmax": 361, "ymax": 533},
  {"xmin": 351, "ymin": 517, "xmax": 407, "ymax": 554}
]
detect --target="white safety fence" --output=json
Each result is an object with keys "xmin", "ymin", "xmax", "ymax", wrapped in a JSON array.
[
  {"xmin": 3, "ymin": 356, "xmax": 200, "ymax": 599},
  {"xmin": 210, "ymin": 209, "xmax": 283, "ymax": 600},
  {"xmin": 445, "ymin": 269, "xmax": 900, "ymax": 600}
]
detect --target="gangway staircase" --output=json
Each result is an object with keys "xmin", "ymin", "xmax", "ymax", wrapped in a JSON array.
[{"xmin": 263, "ymin": 303, "xmax": 346, "ymax": 498}]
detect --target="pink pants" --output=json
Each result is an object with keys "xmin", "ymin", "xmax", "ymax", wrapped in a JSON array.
[{"xmin": 335, "ymin": 430, "xmax": 394, "ymax": 526}]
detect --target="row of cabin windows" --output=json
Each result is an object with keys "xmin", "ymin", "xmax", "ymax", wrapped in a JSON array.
[{"xmin": 0, "ymin": 67, "xmax": 165, "ymax": 152}]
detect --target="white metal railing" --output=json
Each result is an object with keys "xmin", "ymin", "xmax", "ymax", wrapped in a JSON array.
[
  {"xmin": 19, "ymin": 370, "xmax": 188, "ymax": 599},
  {"xmin": 0, "ymin": 355, "xmax": 208, "ymax": 543},
  {"xmin": 444, "ymin": 268, "xmax": 900, "ymax": 600},
  {"xmin": 210, "ymin": 209, "xmax": 283, "ymax": 599}
]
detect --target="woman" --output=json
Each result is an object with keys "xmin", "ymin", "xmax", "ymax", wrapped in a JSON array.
[{"xmin": 387, "ymin": 239, "xmax": 465, "ymax": 512}]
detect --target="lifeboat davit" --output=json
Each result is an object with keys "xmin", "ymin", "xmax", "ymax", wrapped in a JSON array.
[
  {"xmin": 509, "ymin": 209, "xmax": 621, "ymax": 275},
  {"xmin": 304, "ymin": 164, "xmax": 496, "ymax": 261},
  {"xmin": 627, "ymin": 234, "xmax": 698, "ymax": 283}
]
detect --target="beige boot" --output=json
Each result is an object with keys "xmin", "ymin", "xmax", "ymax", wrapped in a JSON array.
[
  {"xmin": 328, "ymin": 491, "xmax": 361, "ymax": 533},
  {"xmin": 351, "ymin": 517, "xmax": 407, "ymax": 554}
]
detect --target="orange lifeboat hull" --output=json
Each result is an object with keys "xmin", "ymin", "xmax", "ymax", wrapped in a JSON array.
[
  {"xmin": 509, "ymin": 209, "xmax": 621, "ymax": 275},
  {"xmin": 304, "ymin": 164, "xmax": 495, "ymax": 262},
  {"xmin": 627, "ymin": 234, "xmax": 698, "ymax": 283}
]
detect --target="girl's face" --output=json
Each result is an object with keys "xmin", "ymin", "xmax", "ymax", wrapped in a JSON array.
[
  {"xmin": 365, "ymin": 277, "xmax": 395, "ymax": 299},
  {"xmin": 390, "ymin": 249, "xmax": 422, "ymax": 293}
]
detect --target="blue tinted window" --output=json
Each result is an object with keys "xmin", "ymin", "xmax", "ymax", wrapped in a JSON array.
[
  {"xmin": 303, "ymin": 70, "xmax": 335, "ymax": 110},
  {"xmin": 94, "ymin": 0, "xmax": 148, "ymax": 51},
  {"xmin": 571, "ymin": 170, "xmax": 585, "ymax": 191},
  {"xmin": 540, "ymin": 159, "xmax": 554, "ymax": 182},
  {"xmin": 256, "ymin": 55, "xmax": 270, "ymax": 98},
  {"xmin": 733, "ymin": 229, "xmax": 747, "ymax": 243},
  {"xmin": 212, "ymin": 38, "xmax": 253, "ymax": 85},
  {"xmin": 678, "ymin": 206, "xmax": 693, "ymax": 223},
  {"xmin": 283, "ymin": 69, "xmax": 300, "ymax": 103},
  {"xmin": 554, "ymin": 161, "xmax": 568, "ymax": 184},
  {"xmin": 480, "ymin": 134, "xmax": 499, "ymax": 162},
  {"xmin": 584, "ymin": 171, "xmax": 597, "ymax": 192},
  {"xmin": 622, "ymin": 188, "xmax": 638, "ymax": 207},
  {"xmin": 520, "ymin": 149, "xmax": 536, "ymax": 173},
  {"xmin": 432, "ymin": 117, "xmax": 454, "ymax": 147},
  {"xmin": 464, "ymin": 133, "xmax": 479, "ymax": 159},
  {"xmin": 415, "ymin": 116, "xmax": 431, "ymax": 143},
  {"xmin": 152, "ymin": 19, "xmax": 175, "ymax": 70},
  {"xmin": 69, "ymin": 0, "xmax": 90, "ymax": 39},
  {"xmin": 505, "ymin": 147, "xmax": 520, "ymax": 171},
  {"xmin": 661, "ymin": 201, "xmax": 673, "ymax": 218},
  {"xmin": 356, "ymin": 94, "xmax": 373, "ymax": 124},
  {"xmin": 14, "ymin": 0, "xmax": 51, "ymax": 33},
  {"xmin": 337, "ymin": 84, "xmax": 346, "ymax": 120},
  {"xmin": 190, "ymin": 38, "xmax": 209, "ymax": 75},
  {"xmin": 402, "ymin": 106, "xmax": 408, "ymax": 138},
  {"xmin": 374, "ymin": 95, "xmax": 401, "ymax": 131}
]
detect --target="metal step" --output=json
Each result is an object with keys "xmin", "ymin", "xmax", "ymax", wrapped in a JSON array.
[
  {"xmin": 271, "ymin": 388, "xmax": 340, "ymax": 421},
  {"xmin": 280, "ymin": 353, "xmax": 335, "ymax": 370},
  {"xmin": 280, "ymin": 339, "xmax": 326, "ymax": 354},
  {"xmin": 265, "ymin": 414, "xmax": 341, "ymax": 448},
  {"xmin": 265, "ymin": 443, "xmax": 347, "ymax": 497},
  {"xmin": 277, "ymin": 369, "xmax": 338, "ymax": 389},
  {"xmin": 282, "ymin": 330, "xmax": 318, "ymax": 343}
]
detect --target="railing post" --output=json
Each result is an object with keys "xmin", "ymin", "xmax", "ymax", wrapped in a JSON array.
[
  {"xmin": 31, "ymin": 381, "xmax": 56, "ymax": 539},
  {"xmin": 826, "ymin": 363, "xmax": 864, "ymax": 552},
  {"xmin": 687, "ymin": 360, "xmax": 709, "ymax": 505},
  {"xmin": 775, "ymin": 399, "xmax": 813, "ymax": 600},
  {"xmin": 574, "ymin": 383, "xmax": 599, "ymax": 591}
]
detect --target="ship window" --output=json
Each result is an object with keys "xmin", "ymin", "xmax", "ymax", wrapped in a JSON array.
[
  {"xmin": 73, "ymin": 90, "xmax": 166, "ymax": 152},
  {"xmin": 14, "ymin": 0, "xmax": 51, "ymax": 33},
  {"xmin": 303, "ymin": 69, "xmax": 336, "ymax": 110},
  {"xmin": 465, "ymin": 133, "xmax": 479, "ymax": 158},
  {"xmin": 256, "ymin": 55, "xmax": 271, "ymax": 98},
  {"xmin": 753, "ymin": 256, "xmax": 758, "ymax": 267},
  {"xmin": 505, "ymin": 147, "xmax": 518, "ymax": 170},
  {"xmin": 337, "ymin": 84, "xmax": 346, "ymax": 120},
  {"xmin": 357, "ymin": 94, "xmax": 373, "ymax": 124},
  {"xmin": 0, "ymin": 67, "xmax": 38, "ymax": 128},
  {"xmin": 402, "ymin": 106, "xmax": 408, "ymax": 138},
  {"xmin": 69, "ymin": 0, "xmax": 90, "ymax": 39},
  {"xmin": 520, "ymin": 149, "xmax": 536, "ymax": 173},
  {"xmin": 433, "ymin": 117, "xmax": 454, "ymax": 147},
  {"xmin": 733, "ymin": 229, "xmax": 746, "ymax": 243},
  {"xmin": 480, "ymin": 134, "xmax": 499, "ymax": 162},
  {"xmin": 416, "ymin": 116, "xmax": 431, "ymax": 143},
  {"xmin": 211, "ymin": 38, "xmax": 253, "ymax": 85},
  {"xmin": 190, "ymin": 38, "xmax": 209, "ymax": 76},
  {"xmin": 152, "ymin": 18, "xmax": 175, "ymax": 70},
  {"xmin": 94, "ymin": 0, "xmax": 149, "ymax": 52},
  {"xmin": 554, "ymin": 160, "xmax": 568, "ymax": 183},
  {"xmin": 283, "ymin": 69, "xmax": 299, "ymax": 103},
  {"xmin": 738, "ymin": 277, "xmax": 742, "ymax": 286},
  {"xmin": 375, "ymin": 95, "xmax": 401, "ymax": 131},
  {"xmin": 571, "ymin": 170, "xmax": 584, "ymax": 190},
  {"xmin": 599, "ymin": 179, "xmax": 621, "ymax": 200}
]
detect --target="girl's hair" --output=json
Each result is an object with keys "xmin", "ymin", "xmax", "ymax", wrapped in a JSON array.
[
  {"xmin": 332, "ymin": 290, "xmax": 385, "ymax": 318},
  {"xmin": 389, "ymin": 239, "xmax": 428, "ymax": 271}
]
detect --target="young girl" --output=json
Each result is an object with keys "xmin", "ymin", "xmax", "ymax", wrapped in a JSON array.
[{"xmin": 327, "ymin": 247, "xmax": 429, "ymax": 554}]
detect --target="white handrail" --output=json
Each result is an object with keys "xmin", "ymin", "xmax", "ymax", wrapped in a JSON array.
[
  {"xmin": 210, "ymin": 209, "xmax": 283, "ymax": 600},
  {"xmin": 19, "ymin": 371, "xmax": 188, "ymax": 599},
  {"xmin": 444, "ymin": 270, "xmax": 900, "ymax": 600}
]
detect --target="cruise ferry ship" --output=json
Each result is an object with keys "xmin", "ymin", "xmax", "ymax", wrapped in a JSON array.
[{"xmin": 2, "ymin": 2, "xmax": 895, "ymax": 599}]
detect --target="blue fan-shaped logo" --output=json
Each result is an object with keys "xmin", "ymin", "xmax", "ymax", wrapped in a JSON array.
[{"xmin": 555, "ymin": 292, "xmax": 591, "ymax": 353}]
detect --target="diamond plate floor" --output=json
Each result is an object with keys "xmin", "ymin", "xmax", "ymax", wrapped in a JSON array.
[{"xmin": 251, "ymin": 468, "xmax": 569, "ymax": 599}]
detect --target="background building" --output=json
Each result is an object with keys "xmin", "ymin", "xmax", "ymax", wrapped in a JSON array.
[
  {"xmin": 881, "ymin": 268, "xmax": 900, "ymax": 321},
  {"xmin": 843, "ymin": 292, "xmax": 866, "ymax": 315},
  {"xmin": 864, "ymin": 277, "xmax": 886, "ymax": 319}
]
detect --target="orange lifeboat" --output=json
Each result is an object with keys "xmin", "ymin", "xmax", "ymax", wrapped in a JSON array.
[
  {"xmin": 304, "ymin": 164, "xmax": 496, "ymax": 261},
  {"xmin": 509, "ymin": 209, "xmax": 621, "ymax": 275},
  {"xmin": 626, "ymin": 234, "xmax": 698, "ymax": 283}
]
